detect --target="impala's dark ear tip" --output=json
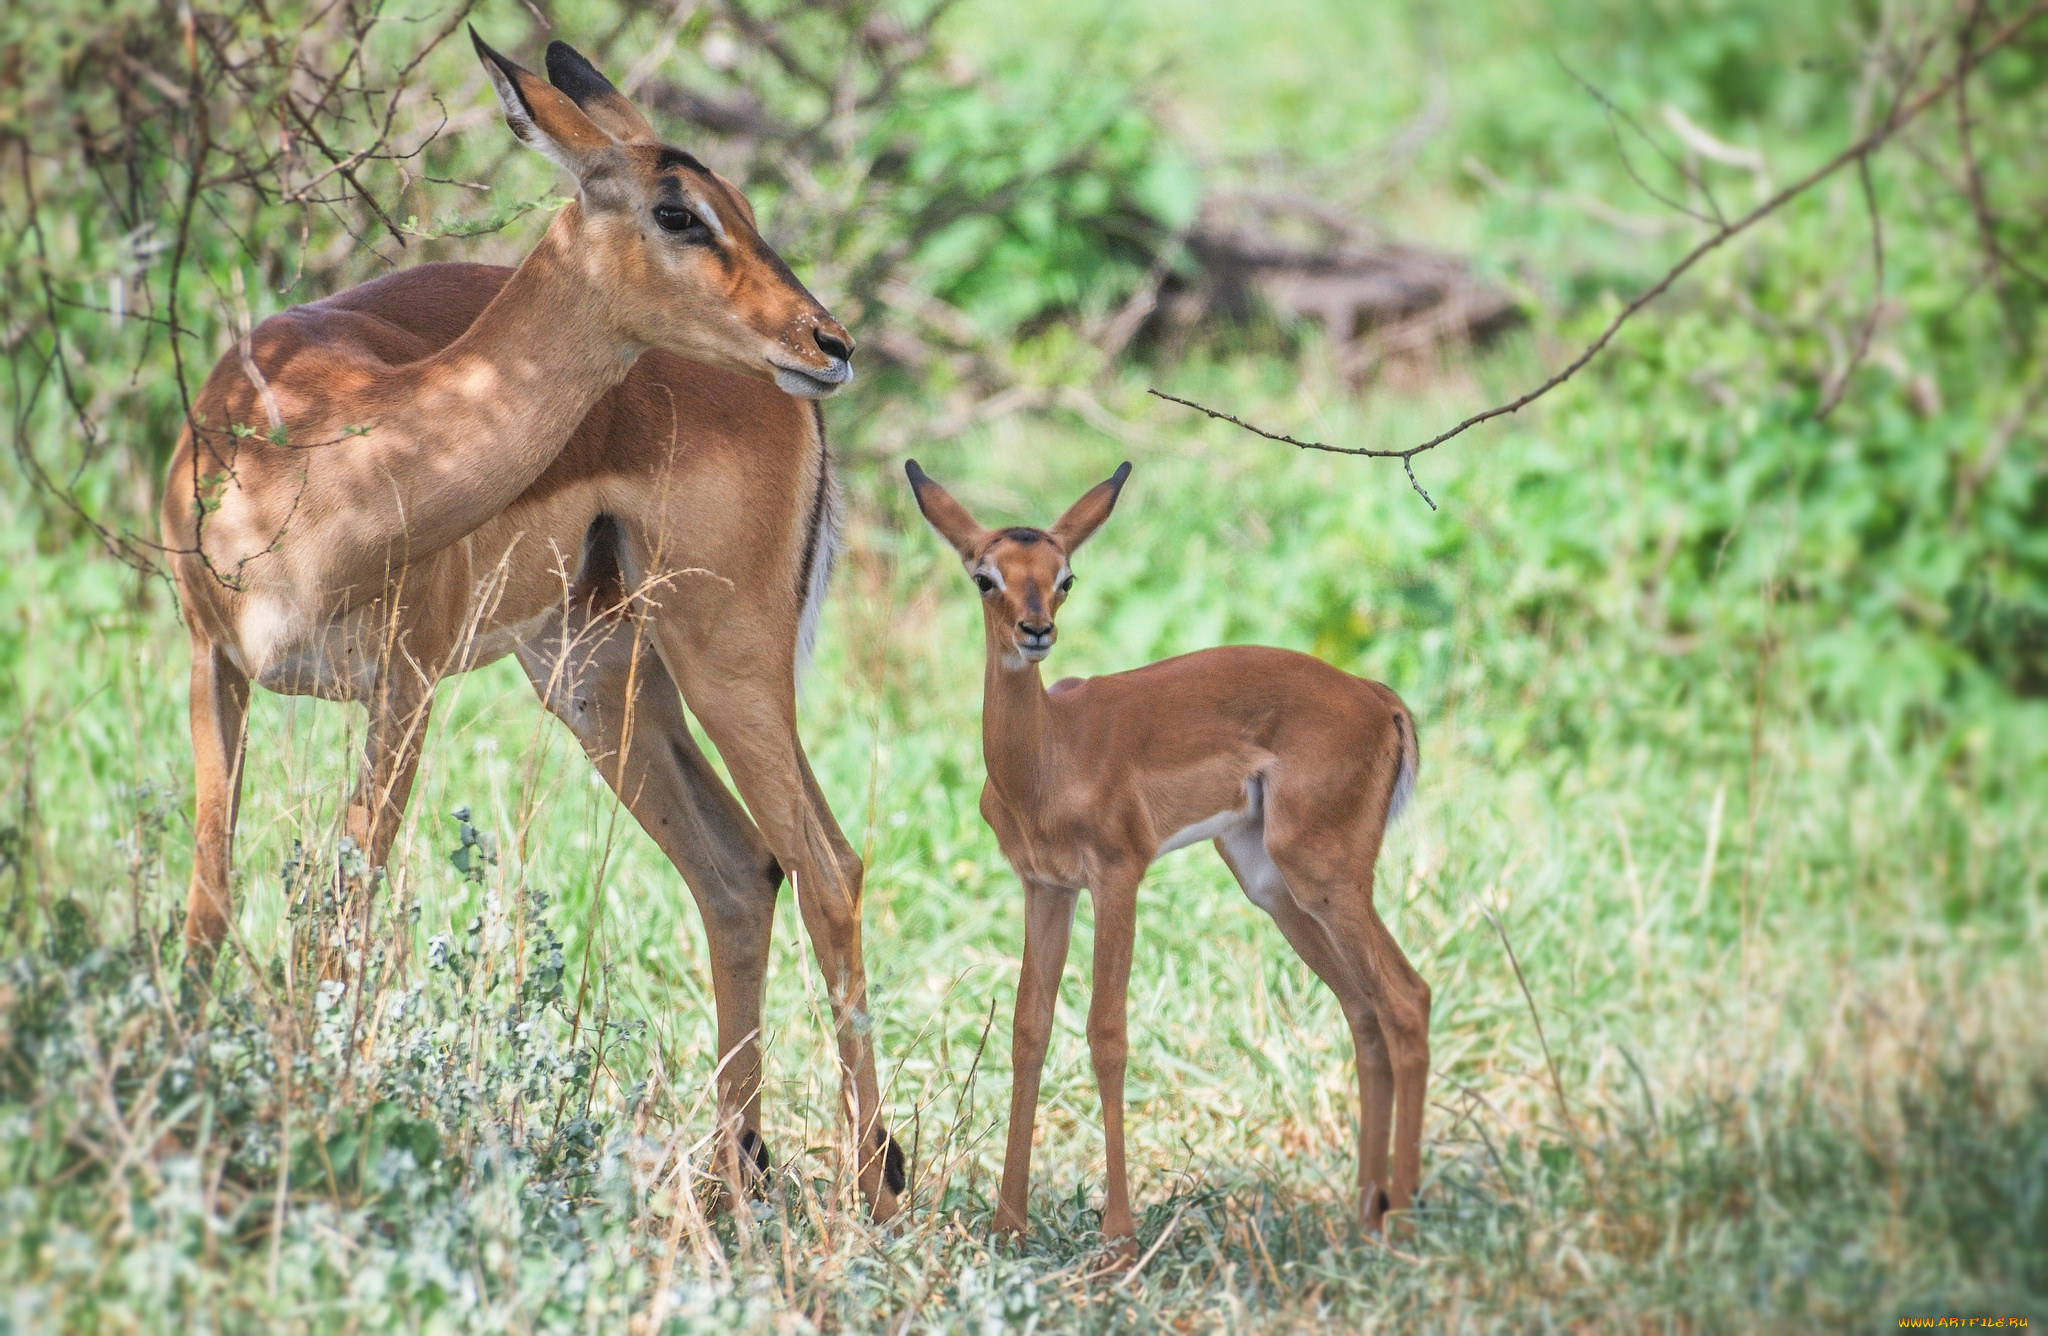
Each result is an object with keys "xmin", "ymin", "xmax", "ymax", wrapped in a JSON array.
[
  {"xmin": 905, "ymin": 459, "xmax": 928, "ymax": 487},
  {"xmin": 1110, "ymin": 461, "xmax": 1132, "ymax": 487},
  {"xmin": 545, "ymin": 40, "xmax": 616, "ymax": 101},
  {"xmin": 471, "ymin": 27, "xmax": 525, "ymax": 87}
]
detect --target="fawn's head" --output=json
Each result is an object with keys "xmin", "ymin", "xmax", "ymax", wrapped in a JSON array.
[
  {"xmin": 907, "ymin": 461, "xmax": 1131, "ymax": 667},
  {"xmin": 472, "ymin": 31, "xmax": 853, "ymax": 397}
]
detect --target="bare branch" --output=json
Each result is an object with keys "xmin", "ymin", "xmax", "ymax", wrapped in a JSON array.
[
  {"xmin": 1146, "ymin": 389, "xmax": 1438, "ymax": 510},
  {"xmin": 1815, "ymin": 154, "xmax": 1886, "ymax": 421},
  {"xmin": 1152, "ymin": 0, "xmax": 2048, "ymax": 501}
]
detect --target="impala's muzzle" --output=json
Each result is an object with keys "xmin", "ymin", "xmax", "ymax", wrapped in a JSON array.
[
  {"xmin": 1015, "ymin": 620, "xmax": 1055, "ymax": 661},
  {"xmin": 771, "ymin": 325, "xmax": 856, "ymax": 399}
]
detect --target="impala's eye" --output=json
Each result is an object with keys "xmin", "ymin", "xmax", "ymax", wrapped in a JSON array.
[
  {"xmin": 1058, "ymin": 574, "xmax": 1075, "ymax": 594},
  {"xmin": 653, "ymin": 205, "xmax": 705, "ymax": 236},
  {"xmin": 972, "ymin": 573, "xmax": 997, "ymax": 595}
]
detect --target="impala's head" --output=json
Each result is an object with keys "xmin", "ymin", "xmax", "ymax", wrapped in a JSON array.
[
  {"xmin": 906, "ymin": 460, "xmax": 1131, "ymax": 666},
  {"xmin": 471, "ymin": 31, "xmax": 853, "ymax": 397}
]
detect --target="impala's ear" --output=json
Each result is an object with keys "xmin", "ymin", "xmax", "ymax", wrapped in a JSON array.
[
  {"xmin": 544, "ymin": 40, "xmax": 659, "ymax": 143},
  {"xmin": 709, "ymin": 169, "xmax": 759, "ymax": 228},
  {"xmin": 472, "ymin": 28, "xmax": 618, "ymax": 182},
  {"xmin": 906, "ymin": 460, "xmax": 989, "ymax": 561},
  {"xmin": 1047, "ymin": 462, "xmax": 1131, "ymax": 553}
]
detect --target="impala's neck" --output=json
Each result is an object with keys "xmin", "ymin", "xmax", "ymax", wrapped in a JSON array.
[
  {"xmin": 980, "ymin": 620, "xmax": 1058, "ymax": 808},
  {"xmin": 362, "ymin": 201, "xmax": 639, "ymax": 554}
]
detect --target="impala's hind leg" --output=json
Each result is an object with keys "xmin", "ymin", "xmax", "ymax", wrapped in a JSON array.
[
  {"xmin": 1261, "ymin": 788, "xmax": 1430, "ymax": 1231},
  {"xmin": 1216, "ymin": 824, "xmax": 1396, "ymax": 1228},
  {"xmin": 518, "ymin": 592, "xmax": 783, "ymax": 1195},
  {"xmin": 345, "ymin": 663, "xmax": 435, "ymax": 882},
  {"xmin": 318, "ymin": 653, "xmax": 436, "ymax": 981},
  {"xmin": 183, "ymin": 632, "xmax": 251, "ymax": 973}
]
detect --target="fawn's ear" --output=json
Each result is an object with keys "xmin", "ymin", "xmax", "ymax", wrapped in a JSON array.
[
  {"xmin": 906, "ymin": 460, "xmax": 989, "ymax": 561},
  {"xmin": 473, "ymin": 28, "xmax": 619, "ymax": 183},
  {"xmin": 544, "ymin": 40, "xmax": 659, "ymax": 143},
  {"xmin": 1048, "ymin": 462, "xmax": 1131, "ymax": 554}
]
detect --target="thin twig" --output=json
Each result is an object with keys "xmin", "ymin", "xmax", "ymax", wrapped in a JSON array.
[
  {"xmin": 1115, "ymin": 1201, "xmax": 1191, "ymax": 1289},
  {"xmin": 1481, "ymin": 906, "xmax": 1576, "ymax": 1134},
  {"xmin": 1397, "ymin": 0, "xmax": 2043, "ymax": 449},
  {"xmin": 1146, "ymin": 389, "xmax": 1439, "ymax": 510},
  {"xmin": 1815, "ymin": 154, "xmax": 1886, "ymax": 421}
]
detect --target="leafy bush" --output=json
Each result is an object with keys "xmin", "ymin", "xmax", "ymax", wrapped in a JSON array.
[{"xmin": 0, "ymin": 810, "xmax": 673, "ymax": 1331}]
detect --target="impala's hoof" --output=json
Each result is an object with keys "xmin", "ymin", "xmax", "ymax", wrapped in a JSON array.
[
  {"xmin": 881, "ymin": 1131, "xmax": 907, "ymax": 1196},
  {"xmin": 738, "ymin": 1128, "xmax": 772, "ymax": 1186},
  {"xmin": 861, "ymin": 1128, "xmax": 909, "ymax": 1222}
]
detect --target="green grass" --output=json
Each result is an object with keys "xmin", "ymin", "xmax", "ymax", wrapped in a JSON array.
[{"xmin": 5, "ymin": 378, "xmax": 2045, "ymax": 1330}]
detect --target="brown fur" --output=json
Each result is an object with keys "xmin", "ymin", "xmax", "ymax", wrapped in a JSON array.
[
  {"xmin": 161, "ymin": 36, "xmax": 901, "ymax": 1218},
  {"xmin": 909, "ymin": 461, "xmax": 1429, "ymax": 1242}
]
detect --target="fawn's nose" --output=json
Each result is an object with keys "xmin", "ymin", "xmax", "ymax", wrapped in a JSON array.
[{"xmin": 1018, "ymin": 619, "xmax": 1053, "ymax": 637}]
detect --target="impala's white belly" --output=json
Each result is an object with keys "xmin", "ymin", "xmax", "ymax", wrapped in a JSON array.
[
  {"xmin": 1158, "ymin": 805, "xmax": 1252, "ymax": 855},
  {"xmin": 233, "ymin": 594, "xmax": 554, "ymax": 701},
  {"xmin": 1155, "ymin": 774, "xmax": 1290, "ymax": 913}
]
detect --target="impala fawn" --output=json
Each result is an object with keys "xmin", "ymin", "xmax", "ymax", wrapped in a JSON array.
[{"xmin": 907, "ymin": 460, "xmax": 1429, "ymax": 1241}]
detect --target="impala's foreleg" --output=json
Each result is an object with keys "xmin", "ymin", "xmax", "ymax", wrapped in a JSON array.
[
  {"xmin": 1086, "ymin": 865, "xmax": 1146, "ymax": 1252},
  {"xmin": 182, "ymin": 632, "xmax": 251, "ymax": 973},
  {"xmin": 995, "ymin": 879, "xmax": 1079, "ymax": 1238},
  {"xmin": 661, "ymin": 630, "xmax": 905, "ymax": 1221},
  {"xmin": 517, "ymin": 610, "xmax": 781, "ymax": 1192}
]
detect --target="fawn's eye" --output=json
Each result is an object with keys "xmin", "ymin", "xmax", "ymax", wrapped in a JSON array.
[
  {"xmin": 972, "ymin": 573, "xmax": 997, "ymax": 595},
  {"xmin": 1058, "ymin": 574, "xmax": 1075, "ymax": 594},
  {"xmin": 653, "ymin": 205, "xmax": 706, "ymax": 236}
]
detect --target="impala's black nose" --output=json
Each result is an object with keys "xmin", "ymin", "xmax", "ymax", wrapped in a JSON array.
[
  {"xmin": 814, "ymin": 328, "xmax": 853, "ymax": 362},
  {"xmin": 1017, "ymin": 621, "xmax": 1055, "ymax": 658}
]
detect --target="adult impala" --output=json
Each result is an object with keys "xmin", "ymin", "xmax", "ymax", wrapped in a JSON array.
[
  {"xmin": 163, "ymin": 33, "xmax": 903, "ymax": 1215},
  {"xmin": 907, "ymin": 461, "xmax": 1430, "ymax": 1240}
]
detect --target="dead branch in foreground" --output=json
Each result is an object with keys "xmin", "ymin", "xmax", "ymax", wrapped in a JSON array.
[{"xmin": 1152, "ymin": 0, "xmax": 2048, "ymax": 509}]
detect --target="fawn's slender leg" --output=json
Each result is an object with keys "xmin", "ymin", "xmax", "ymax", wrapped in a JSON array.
[
  {"xmin": 995, "ymin": 879, "xmax": 1079, "ymax": 1236},
  {"xmin": 1286, "ymin": 875, "xmax": 1429, "ymax": 1223},
  {"xmin": 1347, "ymin": 905, "xmax": 1430, "ymax": 1217},
  {"xmin": 1264, "ymin": 789, "xmax": 1430, "ymax": 1227},
  {"xmin": 182, "ymin": 632, "xmax": 251, "ymax": 971},
  {"xmin": 1218, "ymin": 829, "xmax": 1396, "ymax": 1229},
  {"xmin": 518, "ymin": 601, "xmax": 782, "ymax": 1186},
  {"xmin": 1087, "ymin": 864, "xmax": 1145, "ymax": 1250}
]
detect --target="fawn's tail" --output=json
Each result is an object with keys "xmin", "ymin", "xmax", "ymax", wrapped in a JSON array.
[{"xmin": 1386, "ymin": 707, "xmax": 1420, "ymax": 826}]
